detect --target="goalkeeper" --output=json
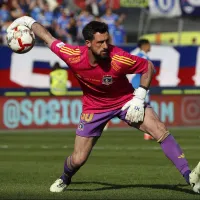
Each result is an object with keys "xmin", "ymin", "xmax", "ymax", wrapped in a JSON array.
[{"xmin": 7, "ymin": 16, "xmax": 200, "ymax": 194}]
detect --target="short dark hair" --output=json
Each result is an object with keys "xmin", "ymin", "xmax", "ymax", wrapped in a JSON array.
[
  {"xmin": 82, "ymin": 21, "xmax": 109, "ymax": 41},
  {"xmin": 137, "ymin": 39, "xmax": 150, "ymax": 48},
  {"xmin": 52, "ymin": 62, "xmax": 61, "ymax": 70}
]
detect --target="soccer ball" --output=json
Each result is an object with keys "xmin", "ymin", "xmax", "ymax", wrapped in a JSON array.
[{"xmin": 6, "ymin": 25, "xmax": 35, "ymax": 54}]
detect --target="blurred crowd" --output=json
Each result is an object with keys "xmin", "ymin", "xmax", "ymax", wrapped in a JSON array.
[{"xmin": 0, "ymin": 0, "xmax": 127, "ymax": 46}]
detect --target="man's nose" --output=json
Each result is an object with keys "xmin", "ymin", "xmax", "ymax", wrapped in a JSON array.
[{"xmin": 103, "ymin": 41, "xmax": 108, "ymax": 49}]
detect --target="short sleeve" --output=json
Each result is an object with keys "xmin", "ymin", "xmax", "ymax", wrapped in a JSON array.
[
  {"xmin": 112, "ymin": 48, "xmax": 148, "ymax": 75},
  {"xmin": 50, "ymin": 40, "xmax": 81, "ymax": 65}
]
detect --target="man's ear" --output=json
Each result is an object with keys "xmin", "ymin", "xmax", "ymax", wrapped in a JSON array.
[{"xmin": 85, "ymin": 40, "xmax": 91, "ymax": 48}]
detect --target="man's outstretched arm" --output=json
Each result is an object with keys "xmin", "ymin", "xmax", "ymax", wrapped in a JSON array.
[
  {"xmin": 7, "ymin": 16, "xmax": 56, "ymax": 48},
  {"xmin": 31, "ymin": 22, "xmax": 56, "ymax": 48}
]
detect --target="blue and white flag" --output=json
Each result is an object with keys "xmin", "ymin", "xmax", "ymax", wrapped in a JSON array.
[{"xmin": 149, "ymin": 0, "xmax": 182, "ymax": 18}]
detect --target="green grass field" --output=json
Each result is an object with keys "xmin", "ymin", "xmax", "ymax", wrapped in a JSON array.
[{"xmin": 0, "ymin": 128, "xmax": 200, "ymax": 200}]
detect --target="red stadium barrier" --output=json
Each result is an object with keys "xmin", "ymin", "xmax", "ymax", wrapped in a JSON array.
[{"xmin": 0, "ymin": 95, "xmax": 199, "ymax": 130}]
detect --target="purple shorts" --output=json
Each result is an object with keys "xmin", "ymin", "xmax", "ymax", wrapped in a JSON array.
[{"xmin": 76, "ymin": 109, "xmax": 130, "ymax": 137}]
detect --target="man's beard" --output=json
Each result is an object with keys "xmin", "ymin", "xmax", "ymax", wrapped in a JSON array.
[{"xmin": 92, "ymin": 50, "xmax": 109, "ymax": 60}]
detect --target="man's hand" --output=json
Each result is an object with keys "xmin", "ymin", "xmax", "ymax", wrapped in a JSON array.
[
  {"xmin": 121, "ymin": 87, "xmax": 147, "ymax": 123},
  {"xmin": 7, "ymin": 16, "xmax": 55, "ymax": 47},
  {"xmin": 7, "ymin": 16, "xmax": 36, "ymax": 32}
]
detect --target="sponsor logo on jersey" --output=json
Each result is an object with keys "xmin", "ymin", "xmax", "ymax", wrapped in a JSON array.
[
  {"xmin": 69, "ymin": 56, "xmax": 81, "ymax": 64},
  {"xmin": 85, "ymin": 78, "xmax": 100, "ymax": 83},
  {"xmin": 102, "ymin": 75, "xmax": 113, "ymax": 85}
]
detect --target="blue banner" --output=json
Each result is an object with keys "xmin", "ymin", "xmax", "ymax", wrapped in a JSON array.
[
  {"xmin": 181, "ymin": 0, "xmax": 200, "ymax": 16},
  {"xmin": 0, "ymin": 45, "xmax": 200, "ymax": 96}
]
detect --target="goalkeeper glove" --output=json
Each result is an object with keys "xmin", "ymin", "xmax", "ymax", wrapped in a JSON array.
[
  {"xmin": 7, "ymin": 16, "xmax": 36, "ymax": 32},
  {"xmin": 121, "ymin": 87, "xmax": 147, "ymax": 123}
]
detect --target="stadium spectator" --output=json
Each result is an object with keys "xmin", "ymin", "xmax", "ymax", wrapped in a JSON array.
[
  {"xmin": 94, "ymin": 15, "xmax": 101, "ymax": 22},
  {"xmin": 110, "ymin": 19, "xmax": 127, "ymax": 45},
  {"xmin": 85, "ymin": 0, "xmax": 107, "ymax": 16},
  {"xmin": 101, "ymin": 8, "xmax": 119, "ymax": 32},
  {"xmin": 169, "ymin": 38, "xmax": 174, "ymax": 44},
  {"xmin": 66, "ymin": 16, "xmax": 78, "ymax": 44},
  {"xmin": 97, "ymin": 0, "xmax": 107, "ymax": 14},
  {"xmin": 0, "ymin": 3, "xmax": 10, "ymax": 23},
  {"xmin": 45, "ymin": 0, "xmax": 58, "ymax": 11},
  {"xmin": 57, "ymin": 7, "xmax": 71, "ymax": 29},
  {"xmin": 37, "ymin": 3, "xmax": 54, "ymax": 29},
  {"xmin": 0, "ymin": 22, "xmax": 6, "ymax": 44},
  {"xmin": 85, "ymin": 0, "xmax": 100, "ymax": 16},
  {"xmin": 52, "ymin": 3, "xmax": 64, "ymax": 19},
  {"xmin": 18, "ymin": 0, "xmax": 30, "ymax": 15},
  {"xmin": 106, "ymin": 0, "xmax": 120, "ymax": 10},
  {"xmin": 10, "ymin": 0, "xmax": 24, "ymax": 19},
  {"xmin": 0, "ymin": 3, "xmax": 11, "ymax": 45},
  {"xmin": 55, "ymin": 7, "xmax": 71, "ymax": 42},
  {"xmin": 29, "ymin": 0, "xmax": 44, "ymax": 21},
  {"xmin": 192, "ymin": 37, "xmax": 197, "ymax": 45},
  {"xmin": 0, "ymin": 0, "xmax": 124, "ymax": 45},
  {"xmin": 77, "ymin": 8, "xmax": 94, "ymax": 42},
  {"xmin": 50, "ymin": 62, "xmax": 68, "ymax": 96}
]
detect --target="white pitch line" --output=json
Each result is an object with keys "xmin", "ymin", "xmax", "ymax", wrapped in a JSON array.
[
  {"xmin": 0, "ymin": 145, "xmax": 8, "ymax": 149},
  {"xmin": 41, "ymin": 145, "xmax": 50, "ymax": 149},
  {"xmin": 0, "ymin": 145, "xmax": 200, "ymax": 151},
  {"xmin": 0, "ymin": 126, "xmax": 200, "ymax": 134}
]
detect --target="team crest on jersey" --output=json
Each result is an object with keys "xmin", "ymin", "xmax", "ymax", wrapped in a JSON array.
[
  {"xmin": 78, "ymin": 122, "xmax": 84, "ymax": 131},
  {"xmin": 102, "ymin": 75, "xmax": 113, "ymax": 85}
]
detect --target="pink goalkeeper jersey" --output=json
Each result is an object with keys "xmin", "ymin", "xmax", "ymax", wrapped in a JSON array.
[{"xmin": 51, "ymin": 40, "xmax": 148, "ymax": 113}]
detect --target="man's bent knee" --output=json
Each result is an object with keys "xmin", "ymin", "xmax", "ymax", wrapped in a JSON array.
[
  {"xmin": 145, "ymin": 120, "xmax": 168, "ymax": 141},
  {"xmin": 71, "ymin": 152, "xmax": 88, "ymax": 168}
]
